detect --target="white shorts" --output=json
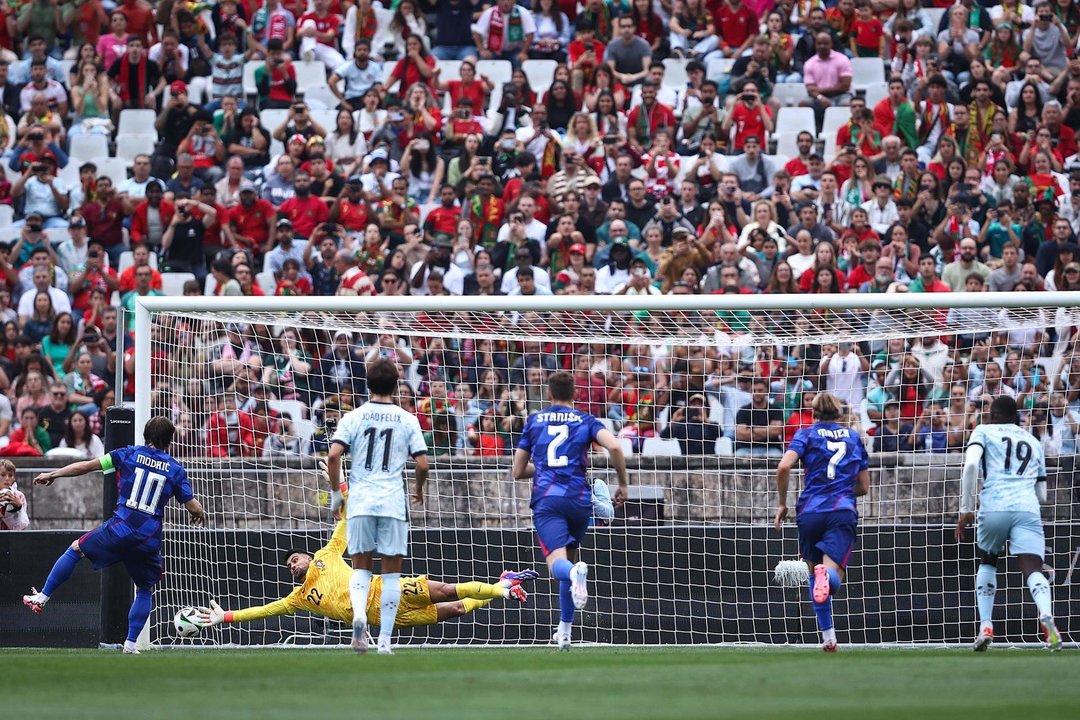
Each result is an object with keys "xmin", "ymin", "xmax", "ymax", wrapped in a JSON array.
[
  {"xmin": 977, "ymin": 511, "xmax": 1045, "ymax": 559},
  {"xmin": 347, "ymin": 516, "xmax": 409, "ymax": 557}
]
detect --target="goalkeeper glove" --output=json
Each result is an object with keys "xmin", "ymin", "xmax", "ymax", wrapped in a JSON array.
[{"xmin": 196, "ymin": 599, "xmax": 228, "ymax": 627}]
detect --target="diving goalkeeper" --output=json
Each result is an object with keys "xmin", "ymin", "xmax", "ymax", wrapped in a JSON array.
[{"xmin": 195, "ymin": 518, "xmax": 536, "ymax": 630}]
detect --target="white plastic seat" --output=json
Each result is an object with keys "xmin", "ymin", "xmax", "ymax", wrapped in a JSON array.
[
  {"xmin": 521, "ymin": 59, "xmax": 556, "ymax": 91},
  {"xmin": 774, "ymin": 132, "xmax": 802, "ymax": 158},
  {"xmin": 850, "ymin": 58, "xmax": 885, "ymax": 89},
  {"xmin": 114, "ymin": 133, "xmax": 157, "ymax": 162},
  {"xmin": 661, "ymin": 58, "xmax": 690, "ymax": 88},
  {"xmin": 641, "ymin": 437, "xmax": 682, "ymax": 456},
  {"xmin": 294, "ymin": 60, "xmax": 329, "ymax": 90},
  {"xmin": 242, "ymin": 61, "xmax": 264, "ymax": 98},
  {"xmin": 771, "ymin": 83, "xmax": 807, "ymax": 107},
  {"xmin": 204, "ymin": 274, "xmax": 218, "ymax": 295},
  {"xmin": 259, "ymin": 109, "xmax": 289, "ymax": 134},
  {"xmin": 863, "ymin": 82, "xmax": 889, "ymax": 109},
  {"xmin": 257, "ymin": 270, "xmax": 277, "ymax": 296},
  {"xmin": 438, "ymin": 60, "xmax": 463, "ymax": 82},
  {"xmin": 118, "ymin": 109, "xmax": 157, "ymax": 136},
  {"xmin": 475, "ymin": 59, "xmax": 512, "ymax": 86},
  {"xmin": 821, "ymin": 106, "xmax": 852, "ymax": 141},
  {"xmin": 92, "ymin": 157, "xmax": 129, "ymax": 185},
  {"xmin": 44, "ymin": 227, "xmax": 70, "ymax": 245},
  {"xmin": 0, "ymin": 205, "xmax": 12, "ymax": 227},
  {"xmin": 161, "ymin": 272, "xmax": 196, "ymax": 296},
  {"xmin": 269, "ymin": 399, "xmax": 306, "ymax": 421},
  {"xmin": 775, "ymin": 107, "xmax": 816, "ymax": 136},
  {"xmin": 69, "ymin": 134, "xmax": 109, "ymax": 163},
  {"xmin": 617, "ymin": 437, "xmax": 633, "ymax": 456},
  {"xmin": 117, "ymin": 250, "xmax": 158, "ymax": 274},
  {"xmin": 302, "ymin": 85, "xmax": 339, "ymax": 110},
  {"xmin": 715, "ymin": 436, "xmax": 734, "ymax": 456},
  {"xmin": 310, "ymin": 109, "xmax": 337, "ymax": 135},
  {"xmin": 706, "ymin": 58, "xmax": 734, "ymax": 82},
  {"xmin": 923, "ymin": 7, "xmax": 946, "ymax": 32}
]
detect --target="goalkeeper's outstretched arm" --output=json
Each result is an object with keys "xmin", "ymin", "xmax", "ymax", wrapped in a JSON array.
[{"xmin": 198, "ymin": 598, "xmax": 300, "ymax": 627}]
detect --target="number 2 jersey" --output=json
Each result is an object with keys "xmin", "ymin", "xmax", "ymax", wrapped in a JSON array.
[
  {"xmin": 101, "ymin": 445, "xmax": 193, "ymax": 536},
  {"xmin": 517, "ymin": 404, "xmax": 605, "ymax": 508},
  {"xmin": 788, "ymin": 422, "xmax": 868, "ymax": 516},
  {"xmin": 967, "ymin": 423, "xmax": 1046, "ymax": 515},
  {"xmin": 332, "ymin": 401, "xmax": 427, "ymax": 521}
]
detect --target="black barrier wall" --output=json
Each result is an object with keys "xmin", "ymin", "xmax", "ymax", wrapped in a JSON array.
[{"xmin": 5, "ymin": 526, "xmax": 1076, "ymax": 647}]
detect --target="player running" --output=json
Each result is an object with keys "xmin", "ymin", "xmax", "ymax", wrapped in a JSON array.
[
  {"xmin": 194, "ymin": 517, "xmax": 537, "ymax": 632},
  {"xmin": 955, "ymin": 396, "xmax": 1062, "ymax": 652},
  {"xmin": 23, "ymin": 417, "xmax": 207, "ymax": 654},
  {"xmin": 513, "ymin": 371, "xmax": 628, "ymax": 651},
  {"xmin": 327, "ymin": 358, "xmax": 428, "ymax": 655},
  {"xmin": 774, "ymin": 392, "xmax": 869, "ymax": 652}
]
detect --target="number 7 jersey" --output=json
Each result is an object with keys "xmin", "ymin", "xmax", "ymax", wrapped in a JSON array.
[
  {"xmin": 518, "ymin": 404, "xmax": 606, "ymax": 508},
  {"xmin": 967, "ymin": 423, "xmax": 1046, "ymax": 515},
  {"xmin": 332, "ymin": 401, "xmax": 427, "ymax": 521}
]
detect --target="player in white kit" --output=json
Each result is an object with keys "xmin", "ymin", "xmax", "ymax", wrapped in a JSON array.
[
  {"xmin": 328, "ymin": 359, "xmax": 429, "ymax": 655},
  {"xmin": 955, "ymin": 396, "xmax": 1062, "ymax": 652}
]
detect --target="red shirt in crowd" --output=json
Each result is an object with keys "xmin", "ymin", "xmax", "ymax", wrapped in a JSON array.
[
  {"xmin": 424, "ymin": 205, "xmax": 461, "ymax": 237},
  {"xmin": 118, "ymin": 265, "xmax": 162, "ymax": 293},
  {"xmin": 298, "ymin": 11, "xmax": 342, "ymax": 47},
  {"xmin": 278, "ymin": 195, "xmax": 329, "ymax": 239},
  {"xmin": 119, "ymin": 0, "xmax": 157, "ymax": 46},
  {"xmin": 728, "ymin": 102, "xmax": 772, "ymax": 151},
  {"xmin": 227, "ymin": 198, "xmax": 275, "ymax": 252},
  {"xmin": 713, "ymin": 1, "xmax": 758, "ymax": 51},
  {"xmin": 335, "ymin": 198, "xmax": 370, "ymax": 233}
]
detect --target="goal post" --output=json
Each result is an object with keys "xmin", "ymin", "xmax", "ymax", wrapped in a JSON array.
[{"xmin": 133, "ymin": 292, "xmax": 1080, "ymax": 647}]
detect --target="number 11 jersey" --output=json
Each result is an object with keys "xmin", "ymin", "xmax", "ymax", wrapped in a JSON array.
[
  {"xmin": 518, "ymin": 404, "xmax": 605, "ymax": 508},
  {"xmin": 332, "ymin": 401, "xmax": 427, "ymax": 521},
  {"xmin": 968, "ymin": 423, "xmax": 1046, "ymax": 515}
]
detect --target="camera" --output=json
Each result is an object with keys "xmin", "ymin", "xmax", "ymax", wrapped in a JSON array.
[
  {"xmin": 32, "ymin": 164, "xmax": 46, "ymax": 173},
  {"xmin": 89, "ymin": 250, "xmax": 100, "ymax": 259},
  {"xmin": 389, "ymin": 111, "xmax": 405, "ymax": 122},
  {"xmin": 27, "ymin": 223, "xmax": 42, "ymax": 233},
  {"xmin": 741, "ymin": 93, "xmax": 753, "ymax": 102},
  {"xmin": 602, "ymin": 135, "xmax": 618, "ymax": 145}
]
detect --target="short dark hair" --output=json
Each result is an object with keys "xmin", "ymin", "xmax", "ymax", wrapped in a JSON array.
[
  {"xmin": 144, "ymin": 416, "xmax": 176, "ymax": 450},
  {"xmin": 284, "ymin": 548, "xmax": 312, "ymax": 563},
  {"xmin": 367, "ymin": 358, "xmax": 400, "ymax": 395},
  {"xmin": 548, "ymin": 371, "xmax": 575, "ymax": 403},
  {"xmin": 990, "ymin": 395, "xmax": 1019, "ymax": 425}
]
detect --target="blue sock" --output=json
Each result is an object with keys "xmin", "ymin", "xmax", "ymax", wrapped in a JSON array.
[
  {"xmin": 126, "ymin": 588, "xmax": 153, "ymax": 643},
  {"xmin": 808, "ymin": 577, "xmax": 833, "ymax": 631},
  {"xmin": 827, "ymin": 568, "xmax": 841, "ymax": 593},
  {"xmin": 559, "ymin": 580, "xmax": 575, "ymax": 623},
  {"xmin": 42, "ymin": 548, "xmax": 82, "ymax": 597},
  {"xmin": 552, "ymin": 557, "xmax": 574, "ymax": 582}
]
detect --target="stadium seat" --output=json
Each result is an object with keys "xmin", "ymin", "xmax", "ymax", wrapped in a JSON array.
[
  {"xmin": 715, "ymin": 436, "xmax": 734, "ymax": 456},
  {"xmin": 0, "ymin": 205, "xmax": 12, "ymax": 228},
  {"xmin": 242, "ymin": 61, "xmax": 264, "ymax": 99},
  {"xmin": 521, "ymin": 59, "xmax": 557, "ymax": 91},
  {"xmin": 161, "ymin": 272, "xmax": 196, "ymax": 296},
  {"xmin": 204, "ymin": 274, "xmax": 218, "ymax": 295},
  {"xmin": 93, "ymin": 157, "xmax": 129, "ymax": 185},
  {"xmin": 476, "ymin": 59, "xmax": 512, "ymax": 86},
  {"xmin": 661, "ymin": 58, "xmax": 690, "ymax": 88},
  {"xmin": 863, "ymin": 82, "xmax": 888, "ymax": 109},
  {"xmin": 0, "ymin": 227, "xmax": 18, "ymax": 243},
  {"xmin": 850, "ymin": 58, "xmax": 885, "ymax": 89},
  {"xmin": 114, "ymin": 133, "xmax": 157, "ymax": 162},
  {"xmin": 302, "ymin": 85, "xmax": 339, "ymax": 110},
  {"xmin": 260, "ymin": 108, "xmax": 289, "ymax": 134},
  {"xmin": 69, "ymin": 134, "xmax": 109, "ymax": 163},
  {"xmin": 774, "ymin": 132, "xmax": 802, "ymax": 158},
  {"xmin": 294, "ymin": 419, "xmax": 315, "ymax": 454},
  {"xmin": 294, "ymin": 60, "xmax": 329, "ymax": 90},
  {"xmin": 924, "ymin": 7, "xmax": 946, "ymax": 31},
  {"xmin": 821, "ymin": 106, "xmax": 851, "ymax": 141},
  {"xmin": 771, "ymin": 83, "xmax": 806, "ymax": 107},
  {"xmin": 117, "ymin": 251, "xmax": 158, "ymax": 274},
  {"xmin": 641, "ymin": 438, "xmax": 682, "ymax": 456},
  {"xmin": 59, "ymin": 59, "xmax": 75, "ymax": 83},
  {"xmin": 775, "ymin": 107, "xmax": 815, "ymax": 136},
  {"xmin": 766, "ymin": 153, "xmax": 789, "ymax": 170},
  {"xmin": 438, "ymin": 60, "xmax": 463, "ymax": 82},
  {"xmin": 256, "ymin": 270, "xmax": 277, "ymax": 296},
  {"xmin": 269, "ymin": 399, "xmax": 307, "ymax": 422},
  {"xmin": 310, "ymin": 109, "xmax": 337, "ymax": 135},
  {"xmin": 617, "ymin": 437, "xmax": 634, "ymax": 456},
  {"xmin": 705, "ymin": 58, "xmax": 734, "ymax": 83},
  {"xmin": 822, "ymin": 134, "xmax": 839, "ymax": 160},
  {"xmin": 44, "ymin": 227, "xmax": 70, "ymax": 245},
  {"xmin": 599, "ymin": 418, "xmax": 614, "ymax": 433},
  {"xmin": 118, "ymin": 109, "xmax": 156, "ymax": 136}
]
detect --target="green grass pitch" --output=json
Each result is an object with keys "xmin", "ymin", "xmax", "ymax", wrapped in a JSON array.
[{"xmin": 5, "ymin": 646, "xmax": 1078, "ymax": 720}]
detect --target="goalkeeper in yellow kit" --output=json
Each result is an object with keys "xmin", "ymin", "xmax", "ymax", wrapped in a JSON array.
[{"xmin": 195, "ymin": 518, "xmax": 536, "ymax": 630}]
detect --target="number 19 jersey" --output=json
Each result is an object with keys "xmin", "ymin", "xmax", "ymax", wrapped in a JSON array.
[
  {"xmin": 518, "ymin": 404, "xmax": 605, "ymax": 508},
  {"xmin": 332, "ymin": 401, "xmax": 427, "ymax": 521},
  {"xmin": 968, "ymin": 423, "xmax": 1045, "ymax": 515}
]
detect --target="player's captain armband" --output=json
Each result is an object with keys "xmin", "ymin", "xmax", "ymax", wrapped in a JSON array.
[
  {"xmin": 591, "ymin": 478, "xmax": 615, "ymax": 521},
  {"xmin": 99, "ymin": 454, "xmax": 115, "ymax": 473}
]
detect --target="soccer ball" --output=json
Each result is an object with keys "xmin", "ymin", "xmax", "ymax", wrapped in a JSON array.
[{"xmin": 174, "ymin": 607, "xmax": 202, "ymax": 638}]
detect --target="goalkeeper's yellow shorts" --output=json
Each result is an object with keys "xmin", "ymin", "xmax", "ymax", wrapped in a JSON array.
[{"xmin": 365, "ymin": 575, "xmax": 438, "ymax": 628}]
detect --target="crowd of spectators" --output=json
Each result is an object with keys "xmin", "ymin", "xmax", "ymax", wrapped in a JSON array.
[{"xmin": 0, "ymin": 0, "xmax": 1079, "ymax": 532}]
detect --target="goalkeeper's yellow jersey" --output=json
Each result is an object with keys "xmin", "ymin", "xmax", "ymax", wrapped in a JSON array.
[{"xmin": 229, "ymin": 519, "xmax": 437, "ymax": 628}]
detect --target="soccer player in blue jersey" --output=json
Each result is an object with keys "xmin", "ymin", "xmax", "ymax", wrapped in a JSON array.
[
  {"xmin": 22, "ymin": 417, "xmax": 207, "ymax": 654},
  {"xmin": 955, "ymin": 395, "xmax": 1061, "ymax": 651},
  {"xmin": 513, "ymin": 371, "xmax": 628, "ymax": 651},
  {"xmin": 774, "ymin": 392, "xmax": 870, "ymax": 652}
]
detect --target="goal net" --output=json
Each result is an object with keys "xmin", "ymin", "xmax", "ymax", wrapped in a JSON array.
[{"xmin": 135, "ymin": 294, "xmax": 1080, "ymax": 647}]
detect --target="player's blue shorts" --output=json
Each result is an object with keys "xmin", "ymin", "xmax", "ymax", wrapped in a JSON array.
[
  {"xmin": 78, "ymin": 516, "xmax": 163, "ymax": 589},
  {"xmin": 797, "ymin": 510, "xmax": 858, "ymax": 568},
  {"xmin": 533, "ymin": 496, "xmax": 591, "ymax": 556}
]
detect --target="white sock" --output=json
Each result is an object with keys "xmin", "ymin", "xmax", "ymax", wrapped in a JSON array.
[
  {"xmin": 975, "ymin": 564, "xmax": 997, "ymax": 626},
  {"xmin": 822, "ymin": 627, "xmax": 836, "ymax": 644},
  {"xmin": 379, "ymin": 573, "xmax": 401, "ymax": 642},
  {"xmin": 1026, "ymin": 571, "xmax": 1053, "ymax": 618},
  {"xmin": 558, "ymin": 620, "xmax": 572, "ymax": 639},
  {"xmin": 349, "ymin": 569, "xmax": 373, "ymax": 626}
]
